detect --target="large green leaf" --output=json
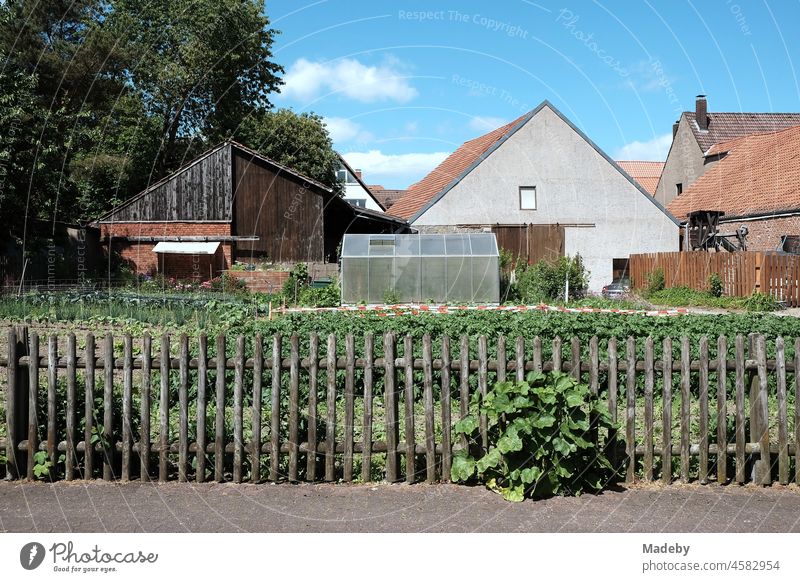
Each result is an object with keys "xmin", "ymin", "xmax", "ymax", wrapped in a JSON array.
[
  {"xmin": 453, "ymin": 415, "xmax": 478, "ymax": 436},
  {"xmin": 497, "ymin": 431, "xmax": 523, "ymax": 454},
  {"xmin": 450, "ymin": 453, "xmax": 476, "ymax": 482},
  {"xmin": 532, "ymin": 414, "xmax": 556, "ymax": 428},
  {"xmin": 476, "ymin": 448, "xmax": 502, "ymax": 473}
]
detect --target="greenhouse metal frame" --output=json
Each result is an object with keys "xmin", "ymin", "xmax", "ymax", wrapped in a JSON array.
[{"xmin": 340, "ymin": 233, "xmax": 500, "ymax": 304}]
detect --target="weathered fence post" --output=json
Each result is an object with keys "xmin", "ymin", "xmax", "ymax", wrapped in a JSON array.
[
  {"xmin": 754, "ymin": 334, "xmax": 771, "ymax": 485},
  {"xmin": 384, "ymin": 332, "xmax": 399, "ymax": 482},
  {"xmin": 5, "ymin": 326, "xmax": 29, "ymax": 479}
]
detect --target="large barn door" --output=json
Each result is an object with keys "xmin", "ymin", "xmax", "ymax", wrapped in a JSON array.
[{"xmin": 492, "ymin": 224, "xmax": 564, "ymax": 264}]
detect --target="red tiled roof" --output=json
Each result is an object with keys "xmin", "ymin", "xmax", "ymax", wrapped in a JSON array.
[
  {"xmin": 389, "ymin": 113, "xmax": 528, "ymax": 220},
  {"xmin": 368, "ymin": 185, "xmax": 406, "ymax": 210},
  {"xmin": 685, "ymin": 111, "xmax": 800, "ymax": 152},
  {"xmin": 616, "ymin": 161, "xmax": 664, "ymax": 195},
  {"xmin": 667, "ymin": 125, "xmax": 800, "ymax": 221}
]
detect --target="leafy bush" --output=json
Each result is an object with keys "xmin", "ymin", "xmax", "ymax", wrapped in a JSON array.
[
  {"xmin": 451, "ymin": 371, "xmax": 618, "ymax": 501},
  {"xmin": 708, "ymin": 272, "xmax": 723, "ymax": 297},
  {"xmin": 299, "ymin": 278, "xmax": 340, "ymax": 307},
  {"xmin": 282, "ymin": 263, "xmax": 310, "ymax": 303},
  {"xmin": 646, "ymin": 267, "xmax": 665, "ymax": 294},
  {"xmin": 209, "ymin": 273, "xmax": 247, "ymax": 294},
  {"xmin": 515, "ymin": 255, "xmax": 589, "ymax": 304},
  {"xmin": 499, "ymin": 249, "xmax": 522, "ymax": 303},
  {"xmin": 382, "ymin": 288, "xmax": 401, "ymax": 305},
  {"xmin": 743, "ymin": 291, "xmax": 779, "ymax": 312}
]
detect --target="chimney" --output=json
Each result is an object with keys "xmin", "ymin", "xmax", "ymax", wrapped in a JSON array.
[
  {"xmin": 695, "ymin": 95, "xmax": 708, "ymax": 130},
  {"xmin": 672, "ymin": 121, "xmax": 679, "ymax": 138},
  {"xmin": 354, "ymin": 169, "xmax": 362, "ymax": 180}
]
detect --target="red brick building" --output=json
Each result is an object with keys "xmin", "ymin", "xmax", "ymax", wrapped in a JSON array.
[
  {"xmin": 667, "ymin": 125, "xmax": 800, "ymax": 251},
  {"xmin": 96, "ymin": 141, "xmax": 408, "ymax": 281}
]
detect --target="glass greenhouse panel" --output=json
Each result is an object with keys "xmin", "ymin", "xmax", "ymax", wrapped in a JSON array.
[
  {"xmin": 472, "ymin": 256, "xmax": 500, "ymax": 302},
  {"xmin": 341, "ymin": 234, "xmax": 370, "ymax": 257},
  {"xmin": 341, "ymin": 258, "xmax": 369, "ymax": 303},
  {"xmin": 420, "ymin": 257, "xmax": 447, "ymax": 301},
  {"xmin": 445, "ymin": 256, "xmax": 473, "ymax": 302},
  {"xmin": 469, "ymin": 233, "xmax": 498, "ymax": 255},
  {"xmin": 394, "ymin": 256, "xmax": 421, "ymax": 302},
  {"xmin": 368, "ymin": 257, "xmax": 394, "ymax": 303},
  {"xmin": 419, "ymin": 234, "xmax": 445, "ymax": 256},
  {"xmin": 339, "ymin": 233, "xmax": 500, "ymax": 304},
  {"xmin": 444, "ymin": 234, "xmax": 470, "ymax": 256}
]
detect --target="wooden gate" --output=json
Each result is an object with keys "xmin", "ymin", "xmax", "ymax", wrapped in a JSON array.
[{"xmin": 492, "ymin": 224, "xmax": 564, "ymax": 264}]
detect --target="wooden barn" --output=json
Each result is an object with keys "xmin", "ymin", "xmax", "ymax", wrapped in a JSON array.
[{"xmin": 95, "ymin": 141, "xmax": 408, "ymax": 281}]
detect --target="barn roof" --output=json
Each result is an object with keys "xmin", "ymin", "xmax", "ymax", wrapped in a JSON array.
[{"xmin": 96, "ymin": 140, "xmax": 333, "ymax": 223}]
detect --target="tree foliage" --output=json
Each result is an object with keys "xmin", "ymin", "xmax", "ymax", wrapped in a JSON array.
[
  {"xmin": 237, "ymin": 108, "xmax": 342, "ymax": 192},
  {"xmin": 0, "ymin": 0, "xmax": 340, "ymax": 248}
]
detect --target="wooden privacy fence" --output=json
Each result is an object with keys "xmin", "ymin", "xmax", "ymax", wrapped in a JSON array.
[
  {"xmin": 2, "ymin": 327, "xmax": 799, "ymax": 487},
  {"xmin": 629, "ymin": 251, "xmax": 800, "ymax": 306}
]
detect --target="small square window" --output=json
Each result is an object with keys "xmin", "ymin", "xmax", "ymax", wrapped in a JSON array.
[
  {"xmin": 676, "ymin": 183, "xmax": 683, "ymax": 196},
  {"xmin": 520, "ymin": 186, "xmax": 537, "ymax": 210}
]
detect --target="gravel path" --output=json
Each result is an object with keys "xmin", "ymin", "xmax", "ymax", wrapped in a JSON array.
[{"xmin": 2, "ymin": 480, "xmax": 800, "ymax": 533}]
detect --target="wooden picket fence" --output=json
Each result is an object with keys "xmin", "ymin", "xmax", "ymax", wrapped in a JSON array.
[
  {"xmin": 629, "ymin": 251, "xmax": 800, "ymax": 307},
  {"xmin": 2, "ymin": 327, "xmax": 799, "ymax": 487}
]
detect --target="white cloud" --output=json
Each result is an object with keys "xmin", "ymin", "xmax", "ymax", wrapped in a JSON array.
[
  {"xmin": 342, "ymin": 150, "xmax": 449, "ymax": 188},
  {"xmin": 468, "ymin": 116, "xmax": 508, "ymax": 132},
  {"xmin": 324, "ymin": 117, "xmax": 373, "ymax": 144},
  {"xmin": 613, "ymin": 133, "xmax": 672, "ymax": 161},
  {"xmin": 281, "ymin": 57, "xmax": 418, "ymax": 103},
  {"xmin": 403, "ymin": 121, "xmax": 419, "ymax": 134}
]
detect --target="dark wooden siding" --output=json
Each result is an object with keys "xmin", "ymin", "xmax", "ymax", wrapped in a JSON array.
[
  {"xmin": 233, "ymin": 149, "xmax": 324, "ymax": 262},
  {"xmin": 493, "ymin": 224, "xmax": 565, "ymax": 264},
  {"xmin": 104, "ymin": 145, "xmax": 233, "ymax": 222}
]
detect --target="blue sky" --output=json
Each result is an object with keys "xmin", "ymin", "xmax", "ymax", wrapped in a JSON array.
[{"xmin": 266, "ymin": 1, "xmax": 800, "ymax": 189}]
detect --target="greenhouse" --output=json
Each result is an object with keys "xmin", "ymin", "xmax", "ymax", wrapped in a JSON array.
[{"xmin": 340, "ymin": 233, "xmax": 500, "ymax": 304}]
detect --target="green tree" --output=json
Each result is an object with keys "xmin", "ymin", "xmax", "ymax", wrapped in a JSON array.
[
  {"xmin": 110, "ymin": 0, "xmax": 284, "ymax": 174},
  {"xmin": 237, "ymin": 108, "xmax": 342, "ymax": 192}
]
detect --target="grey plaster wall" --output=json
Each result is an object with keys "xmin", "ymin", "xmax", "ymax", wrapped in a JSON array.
[
  {"xmin": 654, "ymin": 115, "xmax": 707, "ymax": 207},
  {"xmin": 412, "ymin": 105, "xmax": 679, "ymax": 292}
]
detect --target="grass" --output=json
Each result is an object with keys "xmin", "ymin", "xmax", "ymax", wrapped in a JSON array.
[{"xmin": 644, "ymin": 287, "xmax": 780, "ymax": 312}]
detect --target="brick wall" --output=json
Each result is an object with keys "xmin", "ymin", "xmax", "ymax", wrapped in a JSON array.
[
  {"xmin": 722, "ymin": 216, "xmax": 800, "ymax": 251},
  {"xmin": 101, "ymin": 222, "xmax": 233, "ymax": 280}
]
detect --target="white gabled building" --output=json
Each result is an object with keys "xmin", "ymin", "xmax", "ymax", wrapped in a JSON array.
[
  {"xmin": 336, "ymin": 153, "xmax": 386, "ymax": 213},
  {"xmin": 390, "ymin": 101, "xmax": 680, "ymax": 292}
]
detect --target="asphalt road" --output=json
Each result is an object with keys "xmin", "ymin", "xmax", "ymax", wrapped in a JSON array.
[{"xmin": 2, "ymin": 480, "xmax": 800, "ymax": 533}]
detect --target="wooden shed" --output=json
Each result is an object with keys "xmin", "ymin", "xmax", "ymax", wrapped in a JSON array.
[{"xmin": 96, "ymin": 141, "xmax": 408, "ymax": 280}]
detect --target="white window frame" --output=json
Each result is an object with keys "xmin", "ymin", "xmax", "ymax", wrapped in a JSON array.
[{"xmin": 519, "ymin": 186, "xmax": 537, "ymax": 210}]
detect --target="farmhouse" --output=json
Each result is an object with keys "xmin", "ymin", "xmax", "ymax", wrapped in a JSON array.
[
  {"xmin": 667, "ymin": 125, "xmax": 800, "ymax": 252},
  {"xmin": 389, "ymin": 101, "xmax": 680, "ymax": 291},
  {"xmin": 655, "ymin": 95, "xmax": 800, "ymax": 207},
  {"xmin": 96, "ymin": 141, "xmax": 408, "ymax": 281}
]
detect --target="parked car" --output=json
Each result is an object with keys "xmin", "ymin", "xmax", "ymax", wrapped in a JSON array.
[{"xmin": 602, "ymin": 278, "xmax": 630, "ymax": 299}]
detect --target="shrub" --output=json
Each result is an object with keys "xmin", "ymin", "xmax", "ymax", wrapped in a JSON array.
[
  {"xmin": 646, "ymin": 267, "xmax": 665, "ymax": 295},
  {"xmin": 299, "ymin": 278, "xmax": 340, "ymax": 307},
  {"xmin": 381, "ymin": 288, "xmax": 401, "ymax": 305},
  {"xmin": 708, "ymin": 272, "xmax": 723, "ymax": 297},
  {"xmin": 209, "ymin": 273, "xmax": 247, "ymax": 294},
  {"xmin": 451, "ymin": 371, "xmax": 618, "ymax": 501},
  {"xmin": 743, "ymin": 291, "xmax": 779, "ymax": 312},
  {"xmin": 515, "ymin": 255, "xmax": 589, "ymax": 303},
  {"xmin": 282, "ymin": 263, "xmax": 310, "ymax": 303}
]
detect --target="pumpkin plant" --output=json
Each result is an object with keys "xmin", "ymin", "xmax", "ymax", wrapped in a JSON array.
[{"xmin": 451, "ymin": 371, "xmax": 619, "ymax": 501}]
